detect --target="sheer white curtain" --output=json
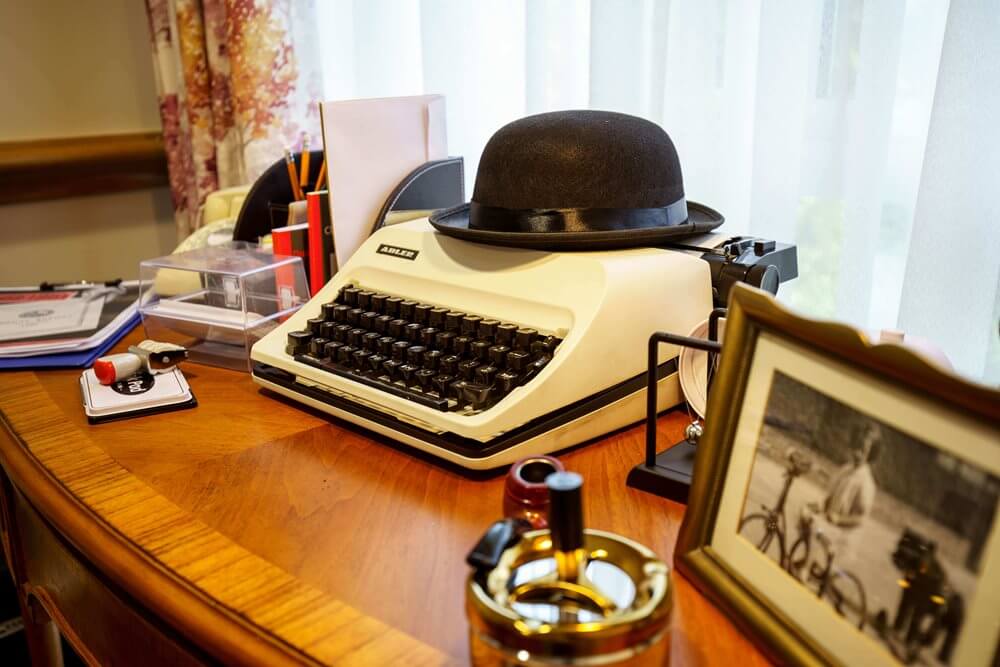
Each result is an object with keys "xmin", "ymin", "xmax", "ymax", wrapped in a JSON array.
[{"xmin": 314, "ymin": 0, "xmax": 999, "ymax": 381}]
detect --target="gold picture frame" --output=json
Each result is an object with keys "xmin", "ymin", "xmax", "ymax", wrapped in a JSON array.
[{"xmin": 675, "ymin": 284, "xmax": 1000, "ymax": 667}]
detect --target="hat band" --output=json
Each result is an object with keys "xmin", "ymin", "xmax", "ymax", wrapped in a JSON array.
[{"xmin": 468, "ymin": 198, "xmax": 689, "ymax": 234}]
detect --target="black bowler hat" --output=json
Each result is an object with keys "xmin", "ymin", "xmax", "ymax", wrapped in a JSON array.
[{"xmin": 429, "ymin": 110, "xmax": 724, "ymax": 250}]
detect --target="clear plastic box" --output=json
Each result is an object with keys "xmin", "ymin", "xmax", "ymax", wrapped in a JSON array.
[{"xmin": 139, "ymin": 247, "xmax": 309, "ymax": 371}]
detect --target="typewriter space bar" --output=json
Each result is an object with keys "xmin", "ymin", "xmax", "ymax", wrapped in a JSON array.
[{"xmin": 294, "ymin": 355, "xmax": 450, "ymax": 411}]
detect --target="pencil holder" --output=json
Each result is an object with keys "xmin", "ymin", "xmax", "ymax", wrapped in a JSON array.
[
  {"xmin": 233, "ymin": 149, "xmax": 325, "ymax": 243},
  {"xmin": 233, "ymin": 154, "xmax": 465, "ymax": 245}
]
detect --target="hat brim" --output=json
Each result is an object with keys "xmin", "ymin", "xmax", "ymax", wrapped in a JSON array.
[{"xmin": 429, "ymin": 201, "xmax": 725, "ymax": 250}]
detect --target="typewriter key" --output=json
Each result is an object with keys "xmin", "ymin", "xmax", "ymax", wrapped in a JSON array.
[
  {"xmin": 488, "ymin": 345, "xmax": 510, "ymax": 366},
  {"xmin": 432, "ymin": 373, "xmax": 455, "ymax": 396},
  {"xmin": 471, "ymin": 340, "xmax": 490, "ymax": 361},
  {"xmin": 514, "ymin": 328, "xmax": 537, "ymax": 350},
  {"xmin": 428, "ymin": 307, "xmax": 448, "ymax": 328},
  {"xmin": 405, "ymin": 322, "xmax": 423, "ymax": 343},
  {"xmin": 507, "ymin": 350, "xmax": 531, "ymax": 372},
  {"xmin": 341, "ymin": 287, "xmax": 359, "ymax": 305},
  {"xmin": 391, "ymin": 340, "xmax": 409, "ymax": 361},
  {"xmin": 454, "ymin": 336, "xmax": 472, "ymax": 356},
  {"xmin": 496, "ymin": 370, "xmax": 519, "ymax": 395},
  {"xmin": 332, "ymin": 304, "xmax": 350, "ymax": 322},
  {"xmin": 406, "ymin": 346, "xmax": 426, "ymax": 366},
  {"xmin": 461, "ymin": 315, "xmax": 483, "ymax": 335},
  {"xmin": 435, "ymin": 331, "xmax": 456, "ymax": 352},
  {"xmin": 415, "ymin": 368, "xmax": 436, "ymax": 390},
  {"xmin": 461, "ymin": 382, "xmax": 492, "ymax": 409},
  {"xmin": 352, "ymin": 349, "xmax": 371, "ymax": 369},
  {"xmin": 382, "ymin": 358, "xmax": 402, "ymax": 380},
  {"xmin": 399, "ymin": 362, "xmax": 419, "ymax": 384},
  {"xmin": 384, "ymin": 297, "xmax": 403, "ymax": 317},
  {"xmin": 459, "ymin": 359, "xmax": 480, "ymax": 380},
  {"xmin": 420, "ymin": 327, "xmax": 439, "ymax": 347},
  {"xmin": 475, "ymin": 365, "xmax": 498, "ymax": 386},
  {"xmin": 478, "ymin": 319, "xmax": 499, "ymax": 340},
  {"xmin": 370, "ymin": 335, "xmax": 387, "ymax": 353},
  {"xmin": 413, "ymin": 304, "xmax": 432, "ymax": 324},
  {"xmin": 445, "ymin": 311, "xmax": 464, "ymax": 332},
  {"xmin": 333, "ymin": 324, "xmax": 352, "ymax": 343},
  {"xmin": 440, "ymin": 356, "xmax": 460, "ymax": 374},
  {"xmin": 496, "ymin": 323, "xmax": 517, "ymax": 345},
  {"xmin": 286, "ymin": 330, "xmax": 312, "ymax": 355},
  {"xmin": 366, "ymin": 354, "xmax": 385, "ymax": 373},
  {"xmin": 309, "ymin": 337, "xmax": 330, "ymax": 358},
  {"xmin": 423, "ymin": 349, "xmax": 443, "ymax": 370},
  {"xmin": 399, "ymin": 300, "xmax": 417, "ymax": 320}
]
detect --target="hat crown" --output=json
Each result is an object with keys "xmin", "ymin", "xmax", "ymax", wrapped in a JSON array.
[{"xmin": 472, "ymin": 110, "xmax": 684, "ymax": 210}]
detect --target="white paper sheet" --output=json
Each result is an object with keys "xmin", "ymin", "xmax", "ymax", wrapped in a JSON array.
[
  {"xmin": 0, "ymin": 297, "xmax": 104, "ymax": 342},
  {"xmin": 320, "ymin": 95, "xmax": 448, "ymax": 269}
]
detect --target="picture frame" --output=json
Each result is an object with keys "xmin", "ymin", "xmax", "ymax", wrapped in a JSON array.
[{"xmin": 675, "ymin": 283, "xmax": 1000, "ymax": 667}]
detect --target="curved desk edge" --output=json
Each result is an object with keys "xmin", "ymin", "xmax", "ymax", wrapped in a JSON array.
[{"xmin": 0, "ymin": 372, "xmax": 451, "ymax": 666}]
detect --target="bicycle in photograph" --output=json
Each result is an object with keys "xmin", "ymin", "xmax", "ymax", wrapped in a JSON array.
[
  {"xmin": 786, "ymin": 508, "xmax": 868, "ymax": 630},
  {"xmin": 739, "ymin": 447, "xmax": 868, "ymax": 630},
  {"xmin": 738, "ymin": 448, "xmax": 813, "ymax": 568}
]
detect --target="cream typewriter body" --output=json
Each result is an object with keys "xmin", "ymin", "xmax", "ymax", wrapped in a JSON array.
[{"xmin": 251, "ymin": 218, "xmax": 712, "ymax": 469}]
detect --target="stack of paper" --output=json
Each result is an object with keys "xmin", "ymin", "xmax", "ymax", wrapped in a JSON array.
[
  {"xmin": 320, "ymin": 95, "xmax": 448, "ymax": 268},
  {"xmin": 0, "ymin": 282, "xmax": 141, "ymax": 369}
]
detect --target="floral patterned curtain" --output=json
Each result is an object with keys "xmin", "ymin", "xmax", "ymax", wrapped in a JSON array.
[{"xmin": 145, "ymin": 0, "xmax": 323, "ymax": 238}]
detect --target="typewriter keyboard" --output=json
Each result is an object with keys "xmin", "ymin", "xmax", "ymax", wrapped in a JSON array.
[{"xmin": 284, "ymin": 286, "xmax": 562, "ymax": 413}]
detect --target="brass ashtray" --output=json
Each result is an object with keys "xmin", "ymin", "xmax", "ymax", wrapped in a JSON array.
[{"xmin": 466, "ymin": 473, "xmax": 671, "ymax": 665}]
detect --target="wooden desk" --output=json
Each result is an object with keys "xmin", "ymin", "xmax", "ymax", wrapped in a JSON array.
[{"xmin": 0, "ymin": 329, "xmax": 768, "ymax": 666}]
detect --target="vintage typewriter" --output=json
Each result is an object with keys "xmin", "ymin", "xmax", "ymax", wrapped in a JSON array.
[{"xmin": 250, "ymin": 219, "xmax": 795, "ymax": 469}]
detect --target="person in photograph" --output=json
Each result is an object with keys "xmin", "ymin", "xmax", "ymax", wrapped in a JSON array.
[
  {"xmin": 819, "ymin": 423, "xmax": 880, "ymax": 553},
  {"xmin": 793, "ymin": 424, "xmax": 880, "ymax": 576}
]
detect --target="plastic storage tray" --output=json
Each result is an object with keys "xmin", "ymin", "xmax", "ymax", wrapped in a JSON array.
[{"xmin": 139, "ymin": 247, "xmax": 308, "ymax": 371}]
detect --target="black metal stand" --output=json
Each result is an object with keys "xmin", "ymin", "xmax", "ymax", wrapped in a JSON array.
[
  {"xmin": 627, "ymin": 440, "xmax": 699, "ymax": 503},
  {"xmin": 626, "ymin": 309, "xmax": 725, "ymax": 503}
]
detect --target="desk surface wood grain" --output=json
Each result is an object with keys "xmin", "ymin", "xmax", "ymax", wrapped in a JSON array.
[{"xmin": 0, "ymin": 329, "xmax": 770, "ymax": 666}]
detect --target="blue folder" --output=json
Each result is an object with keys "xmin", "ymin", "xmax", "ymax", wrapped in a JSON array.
[{"xmin": 0, "ymin": 315, "xmax": 140, "ymax": 370}]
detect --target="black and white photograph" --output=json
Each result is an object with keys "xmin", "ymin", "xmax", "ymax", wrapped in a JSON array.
[{"xmin": 739, "ymin": 371, "xmax": 999, "ymax": 667}]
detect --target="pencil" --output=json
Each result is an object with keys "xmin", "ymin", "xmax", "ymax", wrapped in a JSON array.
[
  {"xmin": 284, "ymin": 149, "xmax": 305, "ymax": 201},
  {"xmin": 299, "ymin": 134, "xmax": 311, "ymax": 190},
  {"xmin": 315, "ymin": 158, "xmax": 327, "ymax": 191}
]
